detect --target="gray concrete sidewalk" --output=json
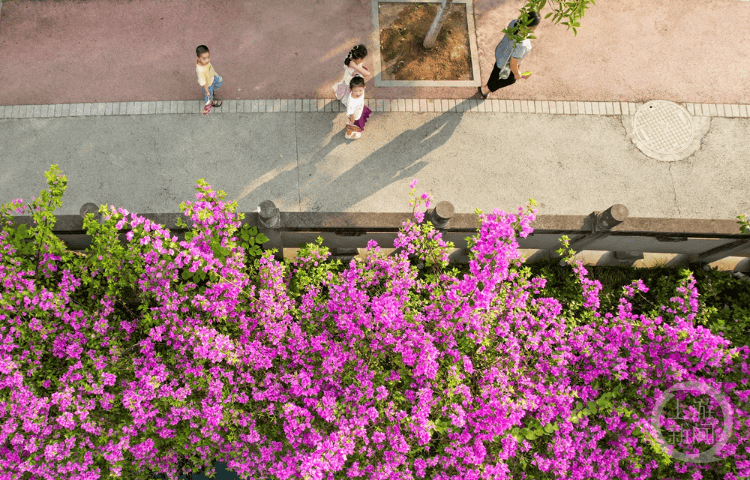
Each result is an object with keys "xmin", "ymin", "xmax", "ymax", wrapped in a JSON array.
[{"xmin": 1, "ymin": 98, "xmax": 749, "ymax": 220}]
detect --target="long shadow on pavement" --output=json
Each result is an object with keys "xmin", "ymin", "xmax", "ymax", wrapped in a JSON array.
[
  {"xmin": 238, "ymin": 98, "xmax": 471, "ymax": 212},
  {"xmin": 300, "ymin": 98, "xmax": 472, "ymax": 212},
  {"xmin": 233, "ymin": 105, "xmax": 348, "ymax": 210}
]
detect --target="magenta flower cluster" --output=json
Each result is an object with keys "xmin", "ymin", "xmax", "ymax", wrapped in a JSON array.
[{"xmin": 0, "ymin": 170, "xmax": 748, "ymax": 480}]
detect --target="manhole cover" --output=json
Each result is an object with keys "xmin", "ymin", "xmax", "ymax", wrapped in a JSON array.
[{"xmin": 632, "ymin": 100, "xmax": 694, "ymax": 155}]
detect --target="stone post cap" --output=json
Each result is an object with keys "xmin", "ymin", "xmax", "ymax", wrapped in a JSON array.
[
  {"xmin": 595, "ymin": 204, "xmax": 628, "ymax": 232},
  {"xmin": 79, "ymin": 203, "xmax": 99, "ymax": 218},
  {"xmin": 79, "ymin": 202, "xmax": 105, "ymax": 224},
  {"xmin": 258, "ymin": 200, "xmax": 281, "ymax": 229},
  {"xmin": 433, "ymin": 201, "xmax": 454, "ymax": 220},
  {"xmin": 426, "ymin": 201, "xmax": 455, "ymax": 229}
]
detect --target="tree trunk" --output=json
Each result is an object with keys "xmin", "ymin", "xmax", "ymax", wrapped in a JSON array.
[{"xmin": 422, "ymin": 0, "xmax": 454, "ymax": 49}]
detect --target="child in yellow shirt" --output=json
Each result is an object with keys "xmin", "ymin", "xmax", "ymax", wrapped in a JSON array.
[{"xmin": 196, "ymin": 45, "xmax": 223, "ymax": 115}]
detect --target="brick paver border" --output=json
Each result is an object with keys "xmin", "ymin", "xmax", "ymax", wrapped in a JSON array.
[{"xmin": 1, "ymin": 100, "xmax": 749, "ymax": 119}]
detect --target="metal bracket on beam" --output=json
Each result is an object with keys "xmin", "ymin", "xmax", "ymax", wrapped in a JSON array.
[
  {"xmin": 691, "ymin": 239, "xmax": 750, "ymax": 267},
  {"xmin": 614, "ymin": 251, "xmax": 644, "ymax": 262},
  {"xmin": 555, "ymin": 204, "xmax": 629, "ymax": 264},
  {"xmin": 331, "ymin": 248, "xmax": 360, "ymax": 263}
]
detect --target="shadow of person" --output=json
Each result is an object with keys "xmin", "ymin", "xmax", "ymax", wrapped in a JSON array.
[
  {"xmin": 302, "ymin": 98, "xmax": 473, "ymax": 212},
  {"xmin": 239, "ymin": 115, "xmax": 350, "ymax": 211}
]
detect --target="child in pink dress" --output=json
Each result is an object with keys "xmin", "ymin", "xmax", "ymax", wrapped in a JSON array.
[{"xmin": 333, "ymin": 44, "xmax": 371, "ymax": 106}]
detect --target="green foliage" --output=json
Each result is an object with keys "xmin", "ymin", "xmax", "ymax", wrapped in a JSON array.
[
  {"xmin": 79, "ymin": 204, "xmax": 149, "ymax": 302},
  {"xmin": 175, "ymin": 198, "xmax": 268, "ymax": 288},
  {"xmin": 504, "ymin": 0, "xmax": 596, "ymax": 44},
  {"xmin": 0, "ymin": 164, "xmax": 74, "ymax": 279},
  {"xmin": 689, "ymin": 268, "xmax": 750, "ymax": 348},
  {"xmin": 528, "ymin": 260, "xmax": 750, "ymax": 348},
  {"xmin": 286, "ymin": 237, "xmax": 341, "ymax": 300},
  {"xmin": 1, "ymin": 222, "xmax": 35, "ymax": 270},
  {"xmin": 238, "ymin": 224, "xmax": 269, "ymax": 257},
  {"xmin": 738, "ymin": 213, "xmax": 750, "ymax": 234}
]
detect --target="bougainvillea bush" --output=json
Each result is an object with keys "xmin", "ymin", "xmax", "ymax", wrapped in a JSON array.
[{"xmin": 1, "ymin": 166, "xmax": 748, "ymax": 480}]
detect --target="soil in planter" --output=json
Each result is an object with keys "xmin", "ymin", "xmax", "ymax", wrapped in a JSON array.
[{"xmin": 379, "ymin": 3, "xmax": 472, "ymax": 81}]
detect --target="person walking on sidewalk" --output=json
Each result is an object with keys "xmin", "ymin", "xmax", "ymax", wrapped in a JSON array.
[
  {"xmin": 196, "ymin": 45, "xmax": 223, "ymax": 115},
  {"xmin": 478, "ymin": 11, "xmax": 540, "ymax": 98},
  {"xmin": 344, "ymin": 76, "xmax": 371, "ymax": 140},
  {"xmin": 333, "ymin": 44, "xmax": 372, "ymax": 106}
]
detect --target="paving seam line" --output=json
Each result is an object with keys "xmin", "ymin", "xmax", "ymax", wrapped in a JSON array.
[{"xmin": 1, "ymin": 100, "xmax": 749, "ymax": 119}]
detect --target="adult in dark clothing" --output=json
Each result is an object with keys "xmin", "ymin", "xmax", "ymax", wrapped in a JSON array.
[{"xmin": 479, "ymin": 11, "xmax": 541, "ymax": 98}]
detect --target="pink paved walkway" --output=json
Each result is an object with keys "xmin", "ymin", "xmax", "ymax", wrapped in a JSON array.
[{"xmin": 1, "ymin": 0, "xmax": 748, "ymax": 105}]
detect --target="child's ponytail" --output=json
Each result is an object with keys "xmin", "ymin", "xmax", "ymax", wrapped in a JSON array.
[{"xmin": 344, "ymin": 44, "xmax": 368, "ymax": 66}]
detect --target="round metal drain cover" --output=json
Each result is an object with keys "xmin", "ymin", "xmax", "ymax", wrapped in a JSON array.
[{"xmin": 632, "ymin": 100, "xmax": 694, "ymax": 155}]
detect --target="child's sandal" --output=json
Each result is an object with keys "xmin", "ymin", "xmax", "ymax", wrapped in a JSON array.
[
  {"xmin": 203, "ymin": 103, "xmax": 212, "ymax": 116},
  {"xmin": 212, "ymin": 99, "xmax": 222, "ymax": 107}
]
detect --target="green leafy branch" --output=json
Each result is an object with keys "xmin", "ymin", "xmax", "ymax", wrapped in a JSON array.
[
  {"xmin": 738, "ymin": 213, "xmax": 750, "ymax": 234},
  {"xmin": 504, "ymin": 0, "xmax": 595, "ymax": 45}
]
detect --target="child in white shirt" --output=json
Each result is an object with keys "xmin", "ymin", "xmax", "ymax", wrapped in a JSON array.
[{"xmin": 344, "ymin": 76, "xmax": 371, "ymax": 140}]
